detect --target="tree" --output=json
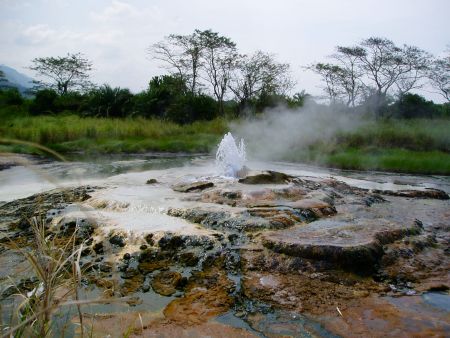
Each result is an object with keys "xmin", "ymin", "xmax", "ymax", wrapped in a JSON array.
[
  {"xmin": 309, "ymin": 63, "xmax": 346, "ymax": 104},
  {"xmin": 389, "ymin": 93, "xmax": 438, "ymax": 119},
  {"xmin": 150, "ymin": 31, "xmax": 205, "ymax": 94},
  {"xmin": 166, "ymin": 93, "xmax": 217, "ymax": 124},
  {"xmin": 29, "ymin": 89, "xmax": 59, "ymax": 115},
  {"xmin": 286, "ymin": 90, "xmax": 311, "ymax": 108},
  {"xmin": 229, "ymin": 51, "xmax": 293, "ymax": 111},
  {"xmin": 353, "ymin": 38, "xmax": 431, "ymax": 103},
  {"xmin": 331, "ymin": 46, "xmax": 365, "ymax": 106},
  {"xmin": 133, "ymin": 75, "xmax": 188, "ymax": 118},
  {"xmin": 310, "ymin": 37, "xmax": 432, "ymax": 112},
  {"xmin": 0, "ymin": 70, "xmax": 9, "ymax": 90},
  {"xmin": 29, "ymin": 53, "xmax": 93, "ymax": 95},
  {"xmin": 428, "ymin": 52, "xmax": 450, "ymax": 102},
  {"xmin": 86, "ymin": 85, "xmax": 133, "ymax": 118},
  {"xmin": 0, "ymin": 88, "xmax": 23, "ymax": 105},
  {"xmin": 0, "ymin": 70, "xmax": 6, "ymax": 83},
  {"xmin": 394, "ymin": 45, "xmax": 432, "ymax": 96},
  {"xmin": 198, "ymin": 29, "xmax": 238, "ymax": 115}
]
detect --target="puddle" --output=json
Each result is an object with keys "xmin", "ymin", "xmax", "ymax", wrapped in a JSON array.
[{"xmin": 422, "ymin": 291, "xmax": 450, "ymax": 312}]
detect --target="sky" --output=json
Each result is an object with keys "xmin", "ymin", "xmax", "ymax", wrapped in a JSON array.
[{"xmin": 1, "ymin": 0, "xmax": 449, "ymax": 101}]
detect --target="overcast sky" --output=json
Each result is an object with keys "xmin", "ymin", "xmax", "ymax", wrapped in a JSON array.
[{"xmin": 1, "ymin": 0, "xmax": 449, "ymax": 101}]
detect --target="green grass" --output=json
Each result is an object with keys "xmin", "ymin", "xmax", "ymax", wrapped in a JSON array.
[
  {"xmin": 1, "ymin": 108, "xmax": 449, "ymax": 174},
  {"xmin": 0, "ymin": 113, "xmax": 228, "ymax": 154},
  {"xmin": 324, "ymin": 148, "xmax": 450, "ymax": 175},
  {"xmin": 279, "ymin": 118, "xmax": 450, "ymax": 175},
  {"xmin": 335, "ymin": 119, "xmax": 450, "ymax": 152}
]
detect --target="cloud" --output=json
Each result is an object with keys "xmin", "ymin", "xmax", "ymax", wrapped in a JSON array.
[
  {"xmin": 0, "ymin": 0, "xmax": 32, "ymax": 10},
  {"xmin": 20, "ymin": 24, "xmax": 56, "ymax": 44},
  {"xmin": 2, "ymin": 0, "xmax": 448, "ymax": 100},
  {"xmin": 83, "ymin": 30, "xmax": 124, "ymax": 46},
  {"xmin": 90, "ymin": 0, "xmax": 139, "ymax": 22}
]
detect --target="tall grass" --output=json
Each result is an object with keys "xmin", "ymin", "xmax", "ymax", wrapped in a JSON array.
[
  {"xmin": 0, "ymin": 141, "xmax": 130, "ymax": 337},
  {"xmin": 1, "ymin": 110, "xmax": 449, "ymax": 173},
  {"xmin": 335, "ymin": 119, "xmax": 450, "ymax": 152},
  {"xmin": 0, "ymin": 114, "xmax": 228, "ymax": 154},
  {"xmin": 2, "ymin": 217, "xmax": 84, "ymax": 337},
  {"xmin": 325, "ymin": 148, "xmax": 450, "ymax": 174}
]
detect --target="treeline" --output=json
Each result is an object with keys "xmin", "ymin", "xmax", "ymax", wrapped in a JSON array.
[
  {"xmin": 0, "ymin": 76, "xmax": 307, "ymax": 124},
  {"xmin": 0, "ymin": 30, "xmax": 449, "ymax": 123},
  {"xmin": 309, "ymin": 37, "xmax": 449, "ymax": 115}
]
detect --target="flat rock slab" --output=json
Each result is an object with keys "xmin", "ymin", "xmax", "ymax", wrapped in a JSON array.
[
  {"xmin": 262, "ymin": 218, "xmax": 422, "ymax": 273},
  {"xmin": 172, "ymin": 181, "xmax": 214, "ymax": 193},
  {"xmin": 238, "ymin": 171, "xmax": 293, "ymax": 185},
  {"xmin": 373, "ymin": 189, "xmax": 449, "ymax": 200}
]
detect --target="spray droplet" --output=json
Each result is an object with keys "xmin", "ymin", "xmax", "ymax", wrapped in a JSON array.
[{"xmin": 216, "ymin": 132, "xmax": 246, "ymax": 177}]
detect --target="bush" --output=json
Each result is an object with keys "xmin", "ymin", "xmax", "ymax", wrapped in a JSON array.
[
  {"xmin": 55, "ymin": 92, "xmax": 85, "ymax": 112},
  {"xmin": 133, "ymin": 75, "xmax": 188, "ymax": 118},
  {"xmin": 29, "ymin": 89, "xmax": 58, "ymax": 115},
  {"xmin": 255, "ymin": 93, "xmax": 289, "ymax": 112},
  {"xmin": 167, "ymin": 93, "xmax": 218, "ymax": 124},
  {"xmin": 84, "ymin": 85, "xmax": 133, "ymax": 117},
  {"xmin": 0, "ymin": 88, "xmax": 24, "ymax": 106},
  {"xmin": 389, "ymin": 93, "xmax": 439, "ymax": 119}
]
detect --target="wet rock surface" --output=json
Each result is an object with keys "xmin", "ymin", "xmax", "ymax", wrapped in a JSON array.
[
  {"xmin": 163, "ymin": 265, "xmax": 234, "ymax": 325},
  {"xmin": 151, "ymin": 271, "xmax": 183, "ymax": 296},
  {"xmin": 373, "ymin": 188, "xmax": 449, "ymax": 200},
  {"xmin": 262, "ymin": 219, "xmax": 422, "ymax": 273},
  {"xmin": 172, "ymin": 181, "xmax": 214, "ymax": 192},
  {"xmin": 238, "ymin": 170, "xmax": 293, "ymax": 184},
  {"xmin": 1, "ymin": 168, "xmax": 449, "ymax": 337}
]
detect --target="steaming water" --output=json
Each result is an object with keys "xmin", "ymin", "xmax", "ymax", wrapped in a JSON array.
[
  {"xmin": 1, "ymin": 154, "xmax": 449, "ymax": 237},
  {"xmin": 1, "ymin": 153, "xmax": 450, "ymax": 337},
  {"xmin": 216, "ymin": 132, "xmax": 246, "ymax": 177}
]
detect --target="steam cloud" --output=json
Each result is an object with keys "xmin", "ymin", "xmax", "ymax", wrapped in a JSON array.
[{"xmin": 230, "ymin": 100, "xmax": 363, "ymax": 162}]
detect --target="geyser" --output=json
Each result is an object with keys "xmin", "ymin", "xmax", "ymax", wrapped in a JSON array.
[{"xmin": 216, "ymin": 132, "xmax": 246, "ymax": 177}]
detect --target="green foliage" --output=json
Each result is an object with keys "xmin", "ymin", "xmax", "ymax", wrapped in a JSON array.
[
  {"xmin": 335, "ymin": 119, "xmax": 450, "ymax": 152},
  {"xmin": 388, "ymin": 93, "xmax": 441, "ymax": 119},
  {"xmin": 55, "ymin": 91, "xmax": 85, "ymax": 112},
  {"xmin": 29, "ymin": 52, "xmax": 93, "ymax": 95},
  {"xmin": 0, "ymin": 88, "xmax": 24, "ymax": 106},
  {"xmin": 275, "ymin": 118, "xmax": 450, "ymax": 174},
  {"xmin": 286, "ymin": 91, "xmax": 310, "ymax": 108},
  {"xmin": 132, "ymin": 75, "xmax": 218, "ymax": 123},
  {"xmin": 255, "ymin": 93, "xmax": 289, "ymax": 111},
  {"xmin": 325, "ymin": 148, "xmax": 450, "ymax": 175},
  {"xmin": 29, "ymin": 89, "xmax": 58, "ymax": 115},
  {"xmin": 0, "ymin": 114, "xmax": 228, "ymax": 154},
  {"xmin": 84, "ymin": 85, "xmax": 133, "ymax": 117},
  {"xmin": 167, "ymin": 93, "xmax": 217, "ymax": 124},
  {"xmin": 133, "ymin": 75, "xmax": 187, "ymax": 118}
]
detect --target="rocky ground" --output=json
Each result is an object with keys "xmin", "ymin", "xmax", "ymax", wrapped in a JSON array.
[{"xmin": 0, "ymin": 169, "xmax": 449, "ymax": 337}]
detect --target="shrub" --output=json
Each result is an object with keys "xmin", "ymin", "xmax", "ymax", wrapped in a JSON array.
[
  {"xmin": 29, "ymin": 89, "xmax": 58, "ymax": 115},
  {"xmin": 55, "ymin": 92, "xmax": 85, "ymax": 112},
  {"xmin": 133, "ymin": 75, "xmax": 188, "ymax": 118},
  {"xmin": 167, "ymin": 93, "xmax": 218, "ymax": 124},
  {"xmin": 0, "ymin": 88, "xmax": 24, "ymax": 106},
  {"xmin": 389, "ymin": 93, "xmax": 438, "ymax": 119},
  {"xmin": 84, "ymin": 85, "xmax": 133, "ymax": 117}
]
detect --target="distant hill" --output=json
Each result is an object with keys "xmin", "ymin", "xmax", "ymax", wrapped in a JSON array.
[{"xmin": 0, "ymin": 65, "xmax": 35, "ymax": 95}]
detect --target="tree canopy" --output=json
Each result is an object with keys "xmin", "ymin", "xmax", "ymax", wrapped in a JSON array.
[
  {"xmin": 310, "ymin": 37, "xmax": 434, "ymax": 111},
  {"xmin": 29, "ymin": 52, "xmax": 93, "ymax": 95},
  {"xmin": 428, "ymin": 51, "xmax": 450, "ymax": 102},
  {"xmin": 150, "ymin": 29, "xmax": 293, "ymax": 115}
]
